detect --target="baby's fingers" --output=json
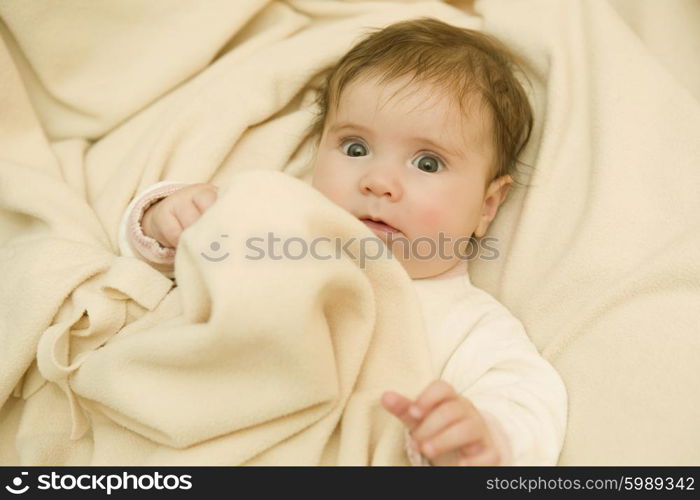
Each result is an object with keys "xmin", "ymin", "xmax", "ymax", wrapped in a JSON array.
[
  {"xmin": 192, "ymin": 186, "xmax": 218, "ymax": 213},
  {"xmin": 410, "ymin": 380, "xmax": 457, "ymax": 421},
  {"xmin": 419, "ymin": 419, "xmax": 481, "ymax": 461},
  {"xmin": 152, "ymin": 212, "xmax": 183, "ymax": 248},
  {"xmin": 171, "ymin": 199, "xmax": 203, "ymax": 232},
  {"xmin": 458, "ymin": 448, "xmax": 501, "ymax": 466},
  {"xmin": 412, "ymin": 399, "xmax": 467, "ymax": 442},
  {"xmin": 381, "ymin": 391, "xmax": 421, "ymax": 431}
]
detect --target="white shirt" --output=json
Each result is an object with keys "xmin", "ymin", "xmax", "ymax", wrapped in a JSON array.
[{"xmin": 411, "ymin": 271, "xmax": 568, "ymax": 465}]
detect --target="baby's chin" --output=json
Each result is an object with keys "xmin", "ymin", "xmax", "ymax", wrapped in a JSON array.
[{"xmin": 398, "ymin": 257, "xmax": 467, "ymax": 280}]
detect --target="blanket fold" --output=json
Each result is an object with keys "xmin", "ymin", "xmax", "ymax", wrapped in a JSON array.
[{"xmin": 7, "ymin": 168, "xmax": 435, "ymax": 465}]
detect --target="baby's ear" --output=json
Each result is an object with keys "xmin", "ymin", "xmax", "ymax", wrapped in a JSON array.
[{"xmin": 474, "ymin": 175, "xmax": 512, "ymax": 238}]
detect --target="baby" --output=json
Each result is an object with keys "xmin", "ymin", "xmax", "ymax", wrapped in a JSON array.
[{"xmin": 119, "ymin": 18, "xmax": 567, "ymax": 466}]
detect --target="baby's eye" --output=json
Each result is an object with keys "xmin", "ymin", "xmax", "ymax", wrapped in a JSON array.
[
  {"xmin": 341, "ymin": 140, "xmax": 369, "ymax": 157},
  {"xmin": 413, "ymin": 154, "xmax": 445, "ymax": 173}
]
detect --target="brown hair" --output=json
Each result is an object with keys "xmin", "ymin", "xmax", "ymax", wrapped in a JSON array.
[{"xmin": 307, "ymin": 18, "xmax": 533, "ymax": 184}]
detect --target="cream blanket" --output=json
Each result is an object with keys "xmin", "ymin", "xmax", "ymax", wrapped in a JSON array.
[{"xmin": 1, "ymin": 0, "xmax": 699, "ymax": 465}]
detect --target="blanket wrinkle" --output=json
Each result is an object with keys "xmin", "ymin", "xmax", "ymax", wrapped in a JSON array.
[{"xmin": 34, "ymin": 256, "xmax": 174, "ymax": 439}]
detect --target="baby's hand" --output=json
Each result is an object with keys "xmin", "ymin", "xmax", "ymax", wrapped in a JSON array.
[
  {"xmin": 141, "ymin": 183, "xmax": 218, "ymax": 248},
  {"xmin": 382, "ymin": 380, "xmax": 501, "ymax": 466}
]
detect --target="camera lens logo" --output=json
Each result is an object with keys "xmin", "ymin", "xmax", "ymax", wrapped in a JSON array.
[
  {"xmin": 201, "ymin": 234, "xmax": 230, "ymax": 262},
  {"xmin": 5, "ymin": 472, "xmax": 29, "ymax": 495}
]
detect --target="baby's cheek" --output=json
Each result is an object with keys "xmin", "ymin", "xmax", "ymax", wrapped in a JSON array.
[
  {"xmin": 312, "ymin": 168, "xmax": 335, "ymax": 196},
  {"xmin": 314, "ymin": 177, "xmax": 351, "ymax": 210},
  {"xmin": 316, "ymin": 181, "xmax": 342, "ymax": 203},
  {"xmin": 416, "ymin": 207, "xmax": 445, "ymax": 233}
]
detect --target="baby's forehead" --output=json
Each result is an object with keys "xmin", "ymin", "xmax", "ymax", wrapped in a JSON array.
[
  {"xmin": 338, "ymin": 74, "xmax": 488, "ymax": 118},
  {"xmin": 330, "ymin": 75, "xmax": 494, "ymax": 151}
]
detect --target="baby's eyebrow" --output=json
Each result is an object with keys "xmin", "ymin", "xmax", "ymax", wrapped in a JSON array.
[
  {"xmin": 411, "ymin": 136, "xmax": 462, "ymax": 159},
  {"xmin": 328, "ymin": 122, "xmax": 373, "ymax": 135}
]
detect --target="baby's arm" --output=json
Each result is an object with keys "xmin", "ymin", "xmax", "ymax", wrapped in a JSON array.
[
  {"xmin": 443, "ymin": 315, "xmax": 568, "ymax": 465},
  {"xmin": 118, "ymin": 182, "xmax": 218, "ymax": 276},
  {"xmin": 383, "ymin": 313, "xmax": 567, "ymax": 466}
]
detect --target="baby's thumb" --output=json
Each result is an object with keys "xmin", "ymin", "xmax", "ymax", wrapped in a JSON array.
[
  {"xmin": 381, "ymin": 391, "xmax": 421, "ymax": 431},
  {"xmin": 193, "ymin": 187, "xmax": 218, "ymax": 213}
]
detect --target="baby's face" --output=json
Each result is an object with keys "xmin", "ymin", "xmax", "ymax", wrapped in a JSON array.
[{"xmin": 312, "ymin": 74, "xmax": 505, "ymax": 279}]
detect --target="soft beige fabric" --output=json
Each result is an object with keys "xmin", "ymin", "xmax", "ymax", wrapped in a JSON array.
[
  {"xmin": 607, "ymin": 0, "xmax": 700, "ymax": 101},
  {"xmin": 1, "ymin": 0, "xmax": 699, "ymax": 465},
  {"xmin": 469, "ymin": 0, "xmax": 700, "ymax": 464},
  {"xmin": 7, "ymin": 168, "xmax": 434, "ymax": 465}
]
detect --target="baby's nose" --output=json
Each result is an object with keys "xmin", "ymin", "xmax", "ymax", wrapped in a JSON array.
[{"xmin": 360, "ymin": 165, "xmax": 403, "ymax": 200}]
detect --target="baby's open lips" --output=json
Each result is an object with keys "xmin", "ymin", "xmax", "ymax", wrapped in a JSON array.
[{"xmin": 359, "ymin": 216, "xmax": 401, "ymax": 234}]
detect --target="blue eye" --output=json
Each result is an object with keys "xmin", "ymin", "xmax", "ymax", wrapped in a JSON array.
[
  {"xmin": 341, "ymin": 140, "xmax": 369, "ymax": 157},
  {"xmin": 413, "ymin": 154, "xmax": 444, "ymax": 173}
]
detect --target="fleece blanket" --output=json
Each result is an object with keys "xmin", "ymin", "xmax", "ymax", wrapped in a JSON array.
[
  {"xmin": 1, "ymin": 0, "xmax": 699, "ymax": 465},
  {"xmin": 3, "ymin": 166, "xmax": 435, "ymax": 465}
]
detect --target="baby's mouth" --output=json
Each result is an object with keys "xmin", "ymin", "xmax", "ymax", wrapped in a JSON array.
[{"xmin": 359, "ymin": 217, "xmax": 401, "ymax": 235}]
